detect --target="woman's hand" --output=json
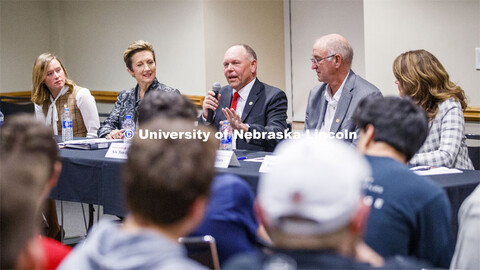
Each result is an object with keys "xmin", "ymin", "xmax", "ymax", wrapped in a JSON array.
[{"xmin": 106, "ymin": 129, "xmax": 124, "ymax": 140}]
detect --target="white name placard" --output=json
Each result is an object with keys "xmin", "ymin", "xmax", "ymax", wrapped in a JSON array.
[
  {"xmin": 105, "ymin": 143, "xmax": 130, "ymax": 159},
  {"xmin": 215, "ymin": 150, "xmax": 241, "ymax": 168},
  {"xmin": 259, "ymin": 155, "xmax": 278, "ymax": 173}
]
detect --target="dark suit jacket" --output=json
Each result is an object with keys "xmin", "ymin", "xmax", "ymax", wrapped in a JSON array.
[
  {"xmin": 200, "ymin": 79, "xmax": 288, "ymax": 152},
  {"xmin": 304, "ymin": 70, "xmax": 382, "ymax": 143}
]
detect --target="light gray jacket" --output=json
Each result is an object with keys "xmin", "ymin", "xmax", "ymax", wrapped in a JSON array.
[{"xmin": 304, "ymin": 70, "xmax": 381, "ymax": 143}]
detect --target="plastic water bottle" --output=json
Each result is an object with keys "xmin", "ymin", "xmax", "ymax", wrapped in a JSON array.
[
  {"xmin": 0, "ymin": 108, "xmax": 4, "ymax": 127},
  {"xmin": 219, "ymin": 120, "xmax": 233, "ymax": 150},
  {"xmin": 62, "ymin": 106, "xmax": 73, "ymax": 142},
  {"xmin": 123, "ymin": 115, "xmax": 135, "ymax": 144}
]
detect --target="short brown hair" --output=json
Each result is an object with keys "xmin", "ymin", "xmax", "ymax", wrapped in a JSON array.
[
  {"xmin": 0, "ymin": 114, "xmax": 58, "ymax": 174},
  {"xmin": 1, "ymin": 114, "xmax": 58, "ymax": 177},
  {"xmin": 1, "ymin": 160, "xmax": 40, "ymax": 269},
  {"xmin": 0, "ymin": 115, "xmax": 58, "ymax": 269},
  {"xmin": 123, "ymin": 40, "xmax": 155, "ymax": 71},
  {"xmin": 124, "ymin": 117, "xmax": 217, "ymax": 226}
]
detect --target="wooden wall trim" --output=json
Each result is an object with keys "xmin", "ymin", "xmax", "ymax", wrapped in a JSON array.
[
  {"xmin": 0, "ymin": 91, "xmax": 31, "ymax": 97},
  {"xmin": 1, "ymin": 90, "xmax": 205, "ymax": 108},
  {"xmin": 1, "ymin": 91, "xmax": 478, "ymax": 121},
  {"xmin": 89, "ymin": 90, "xmax": 119, "ymax": 103},
  {"xmin": 464, "ymin": 106, "xmax": 480, "ymax": 122}
]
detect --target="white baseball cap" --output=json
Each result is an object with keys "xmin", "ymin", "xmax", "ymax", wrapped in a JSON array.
[{"xmin": 258, "ymin": 136, "xmax": 371, "ymax": 235}]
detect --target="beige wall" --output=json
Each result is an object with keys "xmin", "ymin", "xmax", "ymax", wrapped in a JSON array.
[
  {"xmin": 0, "ymin": 0, "xmax": 285, "ymax": 98},
  {"xmin": 59, "ymin": 0, "xmax": 207, "ymax": 94},
  {"xmin": 364, "ymin": 0, "xmax": 480, "ymax": 106},
  {"xmin": 1, "ymin": 0, "xmax": 479, "ymax": 121},
  {"xmin": 0, "ymin": 1, "xmax": 51, "ymax": 92},
  {"xmin": 203, "ymin": 0, "xmax": 285, "ymax": 93},
  {"xmin": 1, "ymin": 0, "xmax": 207, "ymax": 95}
]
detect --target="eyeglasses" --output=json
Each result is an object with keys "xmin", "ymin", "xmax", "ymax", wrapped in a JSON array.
[{"xmin": 310, "ymin": 54, "xmax": 335, "ymax": 65}]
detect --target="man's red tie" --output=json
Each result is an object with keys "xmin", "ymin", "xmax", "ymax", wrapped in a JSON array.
[{"xmin": 231, "ymin": 92, "xmax": 240, "ymax": 111}]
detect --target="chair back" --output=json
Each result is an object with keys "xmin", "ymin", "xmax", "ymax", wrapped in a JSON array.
[
  {"xmin": 0, "ymin": 96, "xmax": 34, "ymax": 118},
  {"xmin": 178, "ymin": 235, "xmax": 220, "ymax": 270}
]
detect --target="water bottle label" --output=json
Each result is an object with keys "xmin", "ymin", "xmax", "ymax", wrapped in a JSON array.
[
  {"xmin": 124, "ymin": 129, "xmax": 135, "ymax": 139},
  {"xmin": 62, "ymin": 120, "xmax": 72, "ymax": 128},
  {"xmin": 220, "ymin": 134, "xmax": 232, "ymax": 144}
]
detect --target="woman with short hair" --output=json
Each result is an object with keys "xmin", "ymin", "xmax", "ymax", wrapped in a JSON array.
[{"xmin": 98, "ymin": 40, "xmax": 180, "ymax": 139}]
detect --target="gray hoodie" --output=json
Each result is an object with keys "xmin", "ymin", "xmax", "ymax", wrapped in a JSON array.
[{"xmin": 58, "ymin": 220, "xmax": 207, "ymax": 270}]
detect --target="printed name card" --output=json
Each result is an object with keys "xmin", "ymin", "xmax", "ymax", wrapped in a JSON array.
[
  {"xmin": 215, "ymin": 150, "xmax": 241, "ymax": 168},
  {"xmin": 259, "ymin": 155, "xmax": 278, "ymax": 173},
  {"xmin": 105, "ymin": 143, "xmax": 130, "ymax": 159}
]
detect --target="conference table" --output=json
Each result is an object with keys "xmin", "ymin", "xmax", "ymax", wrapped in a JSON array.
[{"xmin": 50, "ymin": 147, "xmax": 480, "ymax": 235}]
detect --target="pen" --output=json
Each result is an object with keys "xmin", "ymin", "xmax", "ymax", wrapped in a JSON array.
[
  {"xmin": 237, "ymin": 157, "xmax": 247, "ymax": 160},
  {"xmin": 411, "ymin": 166, "xmax": 437, "ymax": 171}
]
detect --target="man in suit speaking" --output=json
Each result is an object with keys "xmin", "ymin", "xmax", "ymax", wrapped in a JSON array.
[
  {"xmin": 305, "ymin": 33, "xmax": 381, "ymax": 143},
  {"xmin": 200, "ymin": 44, "xmax": 288, "ymax": 152}
]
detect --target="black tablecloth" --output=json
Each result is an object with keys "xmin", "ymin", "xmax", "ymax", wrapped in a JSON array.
[{"xmin": 51, "ymin": 147, "xmax": 480, "ymax": 235}]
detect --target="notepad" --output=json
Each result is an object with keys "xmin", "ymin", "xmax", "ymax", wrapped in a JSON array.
[{"xmin": 63, "ymin": 138, "xmax": 121, "ymax": 150}]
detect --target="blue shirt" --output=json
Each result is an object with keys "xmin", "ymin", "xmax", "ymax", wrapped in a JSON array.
[
  {"xmin": 191, "ymin": 174, "xmax": 260, "ymax": 266},
  {"xmin": 364, "ymin": 155, "xmax": 454, "ymax": 268}
]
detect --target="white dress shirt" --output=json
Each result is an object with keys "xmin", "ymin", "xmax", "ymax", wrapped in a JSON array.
[
  {"xmin": 319, "ymin": 74, "xmax": 348, "ymax": 133},
  {"xmin": 230, "ymin": 78, "xmax": 256, "ymax": 149}
]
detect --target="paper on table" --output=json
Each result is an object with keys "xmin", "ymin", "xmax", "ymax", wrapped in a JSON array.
[
  {"xmin": 244, "ymin": 157, "xmax": 265, "ymax": 162},
  {"xmin": 214, "ymin": 150, "xmax": 241, "ymax": 168},
  {"xmin": 259, "ymin": 155, "xmax": 278, "ymax": 173},
  {"xmin": 105, "ymin": 143, "xmax": 130, "ymax": 159},
  {"xmin": 412, "ymin": 166, "xmax": 463, "ymax": 176}
]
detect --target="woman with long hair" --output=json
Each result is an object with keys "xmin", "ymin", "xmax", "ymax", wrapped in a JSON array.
[
  {"xmin": 31, "ymin": 53, "xmax": 100, "ymax": 240},
  {"xmin": 31, "ymin": 53, "xmax": 99, "ymax": 137},
  {"xmin": 393, "ymin": 49, "xmax": 473, "ymax": 169}
]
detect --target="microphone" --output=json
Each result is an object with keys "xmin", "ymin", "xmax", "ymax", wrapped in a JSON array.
[{"xmin": 207, "ymin": 82, "xmax": 221, "ymax": 123}]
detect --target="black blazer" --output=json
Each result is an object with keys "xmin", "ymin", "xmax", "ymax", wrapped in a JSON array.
[{"xmin": 200, "ymin": 79, "xmax": 288, "ymax": 152}]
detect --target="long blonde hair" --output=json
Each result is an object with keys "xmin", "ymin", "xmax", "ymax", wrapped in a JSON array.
[
  {"xmin": 31, "ymin": 53, "xmax": 76, "ymax": 105},
  {"xmin": 393, "ymin": 49, "xmax": 467, "ymax": 120}
]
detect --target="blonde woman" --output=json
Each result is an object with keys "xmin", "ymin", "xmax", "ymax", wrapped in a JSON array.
[
  {"xmin": 393, "ymin": 49, "xmax": 473, "ymax": 169},
  {"xmin": 31, "ymin": 53, "xmax": 99, "ymax": 138}
]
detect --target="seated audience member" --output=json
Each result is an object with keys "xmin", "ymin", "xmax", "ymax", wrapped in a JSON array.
[
  {"xmin": 98, "ymin": 40, "xmax": 180, "ymax": 139},
  {"xmin": 59, "ymin": 118, "xmax": 217, "ymax": 270},
  {"xmin": 137, "ymin": 91, "xmax": 198, "ymax": 124},
  {"xmin": 304, "ymin": 33, "xmax": 381, "ymax": 143},
  {"xmin": 1, "ymin": 115, "xmax": 72, "ymax": 269},
  {"xmin": 139, "ymin": 90, "xmax": 268, "ymax": 266},
  {"xmin": 450, "ymin": 184, "xmax": 480, "ymax": 270},
  {"xmin": 1, "ymin": 160, "xmax": 42, "ymax": 270},
  {"xmin": 199, "ymin": 44, "xmax": 288, "ymax": 152},
  {"xmin": 224, "ymin": 137, "xmax": 426, "ymax": 269},
  {"xmin": 393, "ymin": 49, "xmax": 473, "ymax": 169},
  {"xmin": 191, "ymin": 174, "xmax": 268, "ymax": 266},
  {"xmin": 354, "ymin": 96, "xmax": 454, "ymax": 268}
]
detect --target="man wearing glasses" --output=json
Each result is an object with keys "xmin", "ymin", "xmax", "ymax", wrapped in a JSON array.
[{"xmin": 305, "ymin": 33, "xmax": 381, "ymax": 143}]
